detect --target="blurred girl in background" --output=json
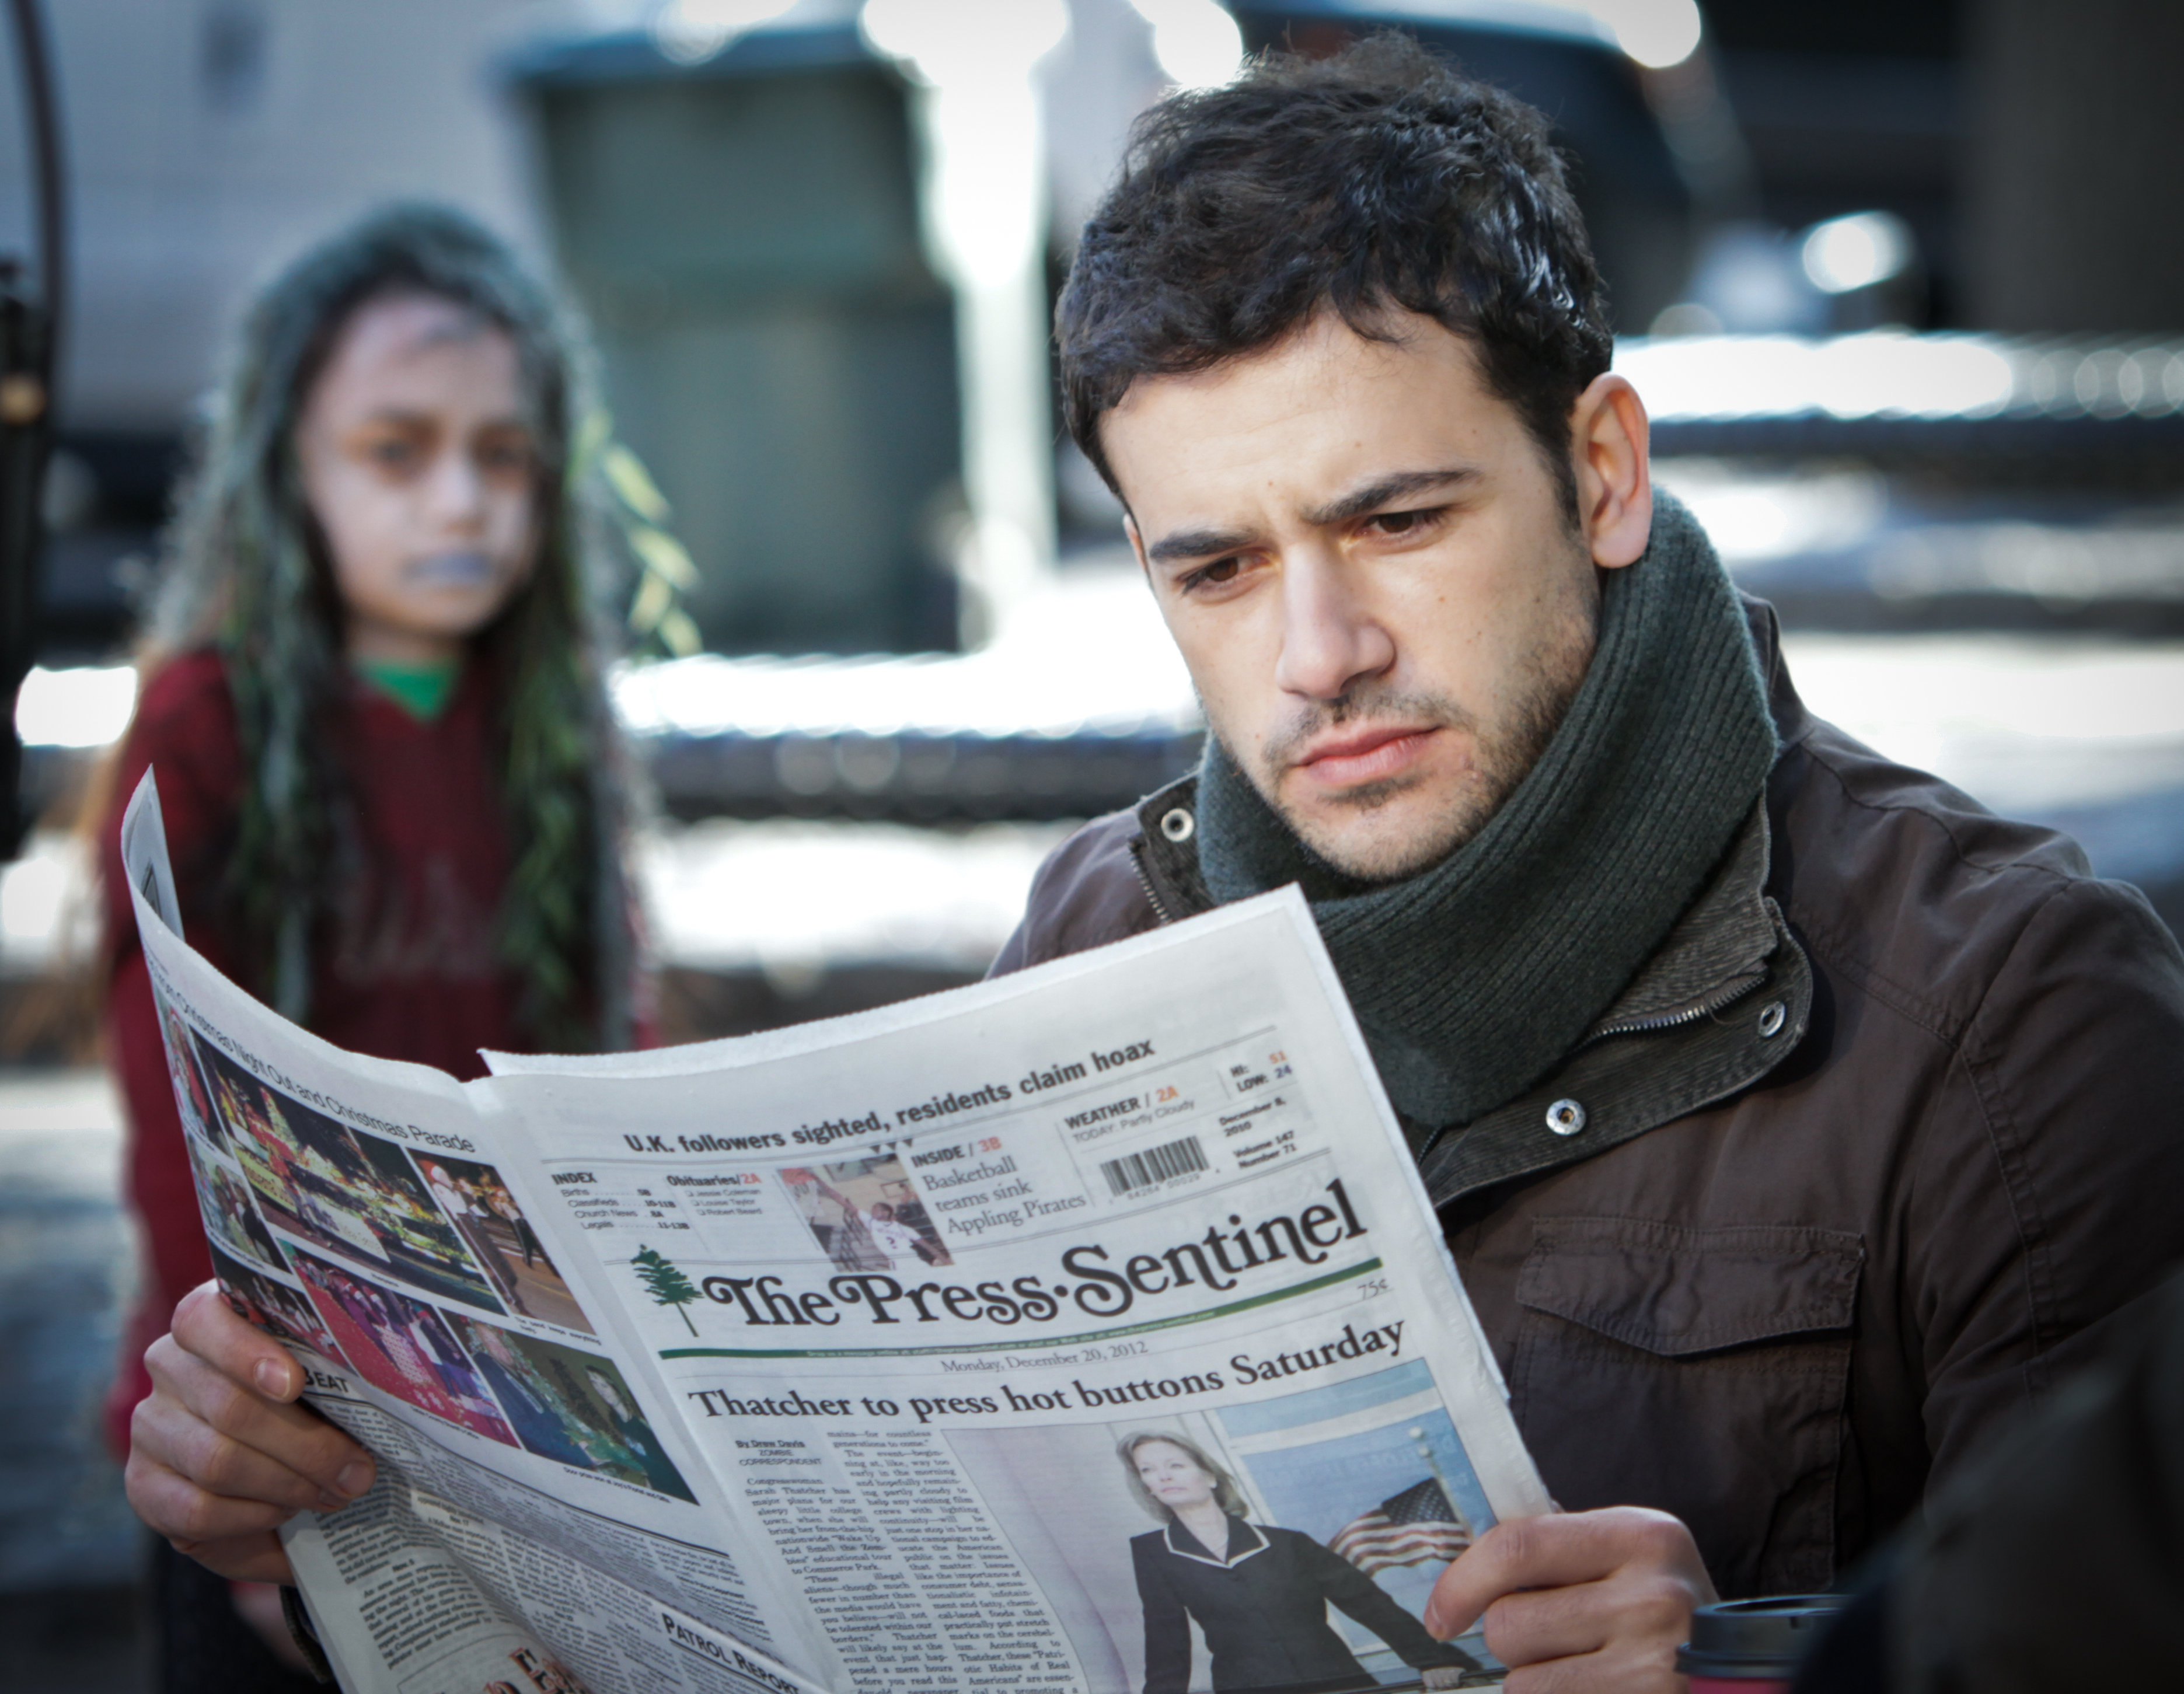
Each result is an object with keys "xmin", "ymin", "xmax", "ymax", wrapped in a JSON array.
[{"xmin": 99, "ymin": 202, "xmax": 658, "ymax": 1689}]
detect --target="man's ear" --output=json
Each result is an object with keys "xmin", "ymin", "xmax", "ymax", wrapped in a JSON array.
[
  {"xmin": 1570, "ymin": 373, "xmax": 1652, "ymax": 570},
  {"xmin": 1124, "ymin": 511, "xmax": 1150, "ymax": 579}
]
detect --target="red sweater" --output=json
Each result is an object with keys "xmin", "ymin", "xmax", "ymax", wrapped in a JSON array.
[{"xmin": 102, "ymin": 650, "xmax": 534, "ymax": 1444}]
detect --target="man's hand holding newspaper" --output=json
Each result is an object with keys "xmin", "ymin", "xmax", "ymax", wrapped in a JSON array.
[{"xmin": 129, "ymin": 1281, "xmax": 378, "ymax": 1584}]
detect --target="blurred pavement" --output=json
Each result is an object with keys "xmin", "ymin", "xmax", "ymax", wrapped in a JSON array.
[{"xmin": 0, "ymin": 1070, "xmax": 148, "ymax": 1691}]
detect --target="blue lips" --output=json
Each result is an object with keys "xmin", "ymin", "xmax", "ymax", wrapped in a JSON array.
[{"xmin": 407, "ymin": 551, "xmax": 497, "ymax": 588}]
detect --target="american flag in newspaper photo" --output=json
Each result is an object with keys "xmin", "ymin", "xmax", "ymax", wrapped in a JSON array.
[{"xmin": 1330, "ymin": 1478, "xmax": 1474, "ymax": 1574}]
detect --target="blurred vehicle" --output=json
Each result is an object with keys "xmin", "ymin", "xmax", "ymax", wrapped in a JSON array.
[
  {"xmin": 1222, "ymin": 0, "xmax": 1706, "ymax": 334},
  {"xmin": 1696, "ymin": 0, "xmax": 1959, "ymax": 323}
]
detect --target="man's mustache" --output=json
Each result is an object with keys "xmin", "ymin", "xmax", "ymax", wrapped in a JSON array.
[{"xmin": 1261, "ymin": 688, "xmax": 1479, "ymax": 768}]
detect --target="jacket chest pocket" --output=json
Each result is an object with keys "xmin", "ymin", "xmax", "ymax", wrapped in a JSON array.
[{"xmin": 1510, "ymin": 1217, "xmax": 1863, "ymax": 1598}]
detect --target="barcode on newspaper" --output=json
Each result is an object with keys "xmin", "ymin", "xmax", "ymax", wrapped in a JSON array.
[{"xmin": 1100, "ymin": 1136, "xmax": 1208, "ymax": 1196}]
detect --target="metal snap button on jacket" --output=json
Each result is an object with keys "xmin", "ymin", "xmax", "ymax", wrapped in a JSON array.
[
  {"xmin": 1160, "ymin": 807, "xmax": 1195, "ymax": 842},
  {"xmin": 1546, "ymin": 1098, "xmax": 1587, "ymax": 1136},
  {"xmin": 1757, "ymin": 1001, "xmax": 1788, "ymax": 1038}
]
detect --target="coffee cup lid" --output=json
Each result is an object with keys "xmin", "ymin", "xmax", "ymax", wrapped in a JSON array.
[{"xmin": 1676, "ymin": 1594, "xmax": 1850, "ymax": 1678}]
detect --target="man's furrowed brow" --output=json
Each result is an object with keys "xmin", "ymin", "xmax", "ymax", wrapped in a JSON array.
[
  {"xmin": 1140, "ymin": 467, "xmax": 1481, "ymax": 564},
  {"xmin": 1303, "ymin": 467, "xmax": 1480, "ymax": 528},
  {"xmin": 1146, "ymin": 524, "xmax": 1260, "ymax": 565}
]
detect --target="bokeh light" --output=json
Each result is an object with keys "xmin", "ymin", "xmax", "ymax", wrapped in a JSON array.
[
  {"xmin": 1582, "ymin": 0, "xmax": 1704, "ymax": 70},
  {"xmin": 1802, "ymin": 211, "xmax": 1916, "ymax": 295},
  {"xmin": 1125, "ymin": 0, "xmax": 1244, "ymax": 89}
]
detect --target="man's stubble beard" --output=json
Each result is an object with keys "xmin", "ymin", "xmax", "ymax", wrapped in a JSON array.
[{"xmin": 1244, "ymin": 603, "xmax": 1597, "ymax": 885}]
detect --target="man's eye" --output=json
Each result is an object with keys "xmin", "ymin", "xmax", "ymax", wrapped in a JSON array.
[
  {"xmin": 1183, "ymin": 557, "xmax": 1244, "ymax": 592},
  {"xmin": 1368, "ymin": 508, "xmax": 1431, "ymax": 535},
  {"xmin": 364, "ymin": 437, "xmax": 422, "ymax": 470}
]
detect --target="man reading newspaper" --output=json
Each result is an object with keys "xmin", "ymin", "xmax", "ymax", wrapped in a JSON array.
[{"xmin": 128, "ymin": 35, "xmax": 2184, "ymax": 1693}]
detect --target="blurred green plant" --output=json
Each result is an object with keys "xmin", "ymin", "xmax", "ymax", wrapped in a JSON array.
[{"xmin": 578, "ymin": 411, "xmax": 703, "ymax": 660}]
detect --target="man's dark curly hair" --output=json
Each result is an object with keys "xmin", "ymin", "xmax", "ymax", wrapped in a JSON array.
[{"xmin": 1058, "ymin": 33, "xmax": 1613, "ymax": 519}]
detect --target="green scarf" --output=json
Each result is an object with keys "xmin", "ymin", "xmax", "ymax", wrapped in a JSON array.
[{"xmin": 1195, "ymin": 491, "xmax": 1776, "ymax": 1129}]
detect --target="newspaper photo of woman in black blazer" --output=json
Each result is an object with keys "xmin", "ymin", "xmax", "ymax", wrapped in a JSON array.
[{"xmin": 1122, "ymin": 1433, "xmax": 1475, "ymax": 1693}]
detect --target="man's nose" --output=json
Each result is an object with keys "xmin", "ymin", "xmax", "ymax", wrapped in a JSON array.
[{"xmin": 1272, "ymin": 548, "xmax": 1395, "ymax": 700}]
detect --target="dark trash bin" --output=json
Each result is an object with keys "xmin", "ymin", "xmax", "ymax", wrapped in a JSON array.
[{"xmin": 510, "ymin": 22, "xmax": 964, "ymax": 655}]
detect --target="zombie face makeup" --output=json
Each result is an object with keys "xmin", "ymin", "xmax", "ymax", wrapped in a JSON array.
[{"xmin": 294, "ymin": 291, "xmax": 540, "ymax": 666}]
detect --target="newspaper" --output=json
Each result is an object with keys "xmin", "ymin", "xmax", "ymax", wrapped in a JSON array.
[{"xmin": 121, "ymin": 769, "xmax": 1552, "ymax": 1694}]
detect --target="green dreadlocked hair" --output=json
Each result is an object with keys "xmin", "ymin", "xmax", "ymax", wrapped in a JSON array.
[{"xmin": 147, "ymin": 202, "xmax": 638, "ymax": 1049}]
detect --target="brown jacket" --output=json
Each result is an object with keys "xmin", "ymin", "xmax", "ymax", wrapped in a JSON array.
[{"xmin": 990, "ymin": 603, "xmax": 2184, "ymax": 1597}]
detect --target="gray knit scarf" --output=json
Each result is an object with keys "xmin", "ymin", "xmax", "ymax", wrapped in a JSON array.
[{"xmin": 1195, "ymin": 491, "xmax": 1776, "ymax": 1130}]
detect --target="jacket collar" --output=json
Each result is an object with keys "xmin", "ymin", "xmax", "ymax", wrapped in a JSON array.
[
  {"xmin": 1126, "ymin": 598, "xmax": 1812, "ymax": 1203},
  {"xmin": 1163, "ymin": 1515, "xmax": 1269, "ymax": 1569}
]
